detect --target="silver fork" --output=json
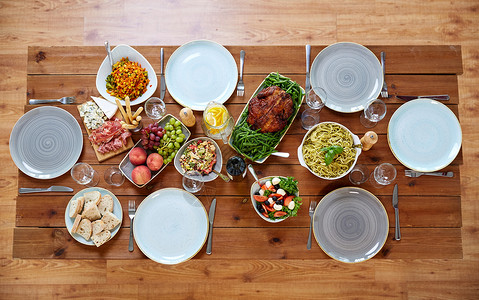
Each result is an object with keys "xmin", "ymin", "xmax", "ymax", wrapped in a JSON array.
[
  {"xmin": 380, "ymin": 52, "xmax": 388, "ymax": 98},
  {"xmin": 128, "ymin": 200, "xmax": 136, "ymax": 252},
  {"xmin": 29, "ymin": 96, "xmax": 76, "ymax": 105},
  {"xmin": 405, "ymin": 169, "xmax": 453, "ymax": 178},
  {"xmin": 307, "ymin": 200, "xmax": 317, "ymax": 250},
  {"xmin": 236, "ymin": 50, "xmax": 245, "ymax": 96}
]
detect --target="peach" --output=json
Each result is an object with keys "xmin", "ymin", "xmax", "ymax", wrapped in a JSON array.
[
  {"xmin": 147, "ymin": 153, "xmax": 163, "ymax": 171},
  {"xmin": 131, "ymin": 165, "xmax": 151, "ymax": 185},
  {"xmin": 129, "ymin": 147, "xmax": 147, "ymax": 165}
]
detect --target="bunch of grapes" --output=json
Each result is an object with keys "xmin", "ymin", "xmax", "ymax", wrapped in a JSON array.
[
  {"xmin": 157, "ymin": 118, "xmax": 186, "ymax": 164},
  {"xmin": 140, "ymin": 122, "xmax": 165, "ymax": 150}
]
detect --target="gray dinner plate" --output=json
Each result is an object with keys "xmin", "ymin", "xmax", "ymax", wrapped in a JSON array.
[
  {"xmin": 313, "ymin": 187, "xmax": 389, "ymax": 263},
  {"xmin": 9, "ymin": 106, "xmax": 83, "ymax": 179}
]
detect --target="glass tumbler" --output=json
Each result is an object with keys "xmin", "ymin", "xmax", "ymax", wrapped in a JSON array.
[
  {"xmin": 104, "ymin": 166, "xmax": 125, "ymax": 186},
  {"xmin": 144, "ymin": 97, "xmax": 166, "ymax": 121},
  {"xmin": 71, "ymin": 162, "xmax": 99, "ymax": 187},
  {"xmin": 370, "ymin": 163, "xmax": 397, "ymax": 188},
  {"xmin": 360, "ymin": 99, "xmax": 387, "ymax": 128},
  {"xmin": 182, "ymin": 170, "xmax": 204, "ymax": 193},
  {"xmin": 301, "ymin": 87, "xmax": 327, "ymax": 130},
  {"xmin": 349, "ymin": 164, "xmax": 370, "ymax": 185}
]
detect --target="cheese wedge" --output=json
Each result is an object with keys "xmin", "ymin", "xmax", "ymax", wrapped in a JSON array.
[{"xmin": 91, "ymin": 96, "xmax": 118, "ymax": 119}]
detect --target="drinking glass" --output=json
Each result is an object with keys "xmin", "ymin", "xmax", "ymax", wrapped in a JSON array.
[
  {"xmin": 306, "ymin": 87, "xmax": 327, "ymax": 110},
  {"xmin": 144, "ymin": 97, "xmax": 166, "ymax": 121},
  {"xmin": 370, "ymin": 163, "xmax": 397, "ymax": 188},
  {"xmin": 104, "ymin": 166, "xmax": 125, "ymax": 186},
  {"xmin": 360, "ymin": 99, "xmax": 387, "ymax": 128},
  {"xmin": 182, "ymin": 170, "xmax": 204, "ymax": 193},
  {"xmin": 301, "ymin": 87, "xmax": 327, "ymax": 130},
  {"xmin": 301, "ymin": 108, "xmax": 320, "ymax": 130},
  {"xmin": 349, "ymin": 164, "xmax": 370, "ymax": 185},
  {"xmin": 71, "ymin": 162, "xmax": 99, "ymax": 187}
]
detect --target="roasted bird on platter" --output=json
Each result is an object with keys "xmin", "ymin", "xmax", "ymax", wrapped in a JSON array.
[{"xmin": 229, "ymin": 72, "xmax": 304, "ymax": 163}]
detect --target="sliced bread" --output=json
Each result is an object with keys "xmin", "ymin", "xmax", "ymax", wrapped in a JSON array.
[
  {"xmin": 98, "ymin": 194, "xmax": 114, "ymax": 216},
  {"xmin": 82, "ymin": 202, "xmax": 102, "ymax": 221},
  {"xmin": 77, "ymin": 218, "xmax": 92, "ymax": 241},
  {"xmin": 91, "ymin": 230, "xmax": 111, "ymax": 247},
  {"xmin": 71, "ymin": 214, "xmax": 82, "ymax": 233},
  {"xmin": 102, "ymin": 211, "xmax": 121, "ymax": 230},
  {"xmin": 69, "ymin": 197, "xmax": 84, "ymax": 218},
  {"xmin": 92, "ymin": 220, "xmax": 106, "ymax": 235},
  {"xmin": 84, "ymin": 190, "xmax": 101, "ymax": 206}
]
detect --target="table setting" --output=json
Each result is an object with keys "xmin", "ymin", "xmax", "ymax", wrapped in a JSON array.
[{"xmin": 11, "ymin": 42, "xmax": 464, "ymax": 263}]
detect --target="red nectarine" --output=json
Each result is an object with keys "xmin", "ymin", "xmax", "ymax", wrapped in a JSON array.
[
  {"xmin": 129, "ymin": 147, "xmax": 147, "ymax": 165},
  {"xmin": 131, "ymin": 165, "xmax": 151, "ymax": 185},
  {"xmin": 147, "ymin": 153, "xmax": 163, "ymax": 171}
]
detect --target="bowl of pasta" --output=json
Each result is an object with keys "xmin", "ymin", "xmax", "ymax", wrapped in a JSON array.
[{"xmin": 297, "ymin": 122, "xmax": 361, "ymax": 180}]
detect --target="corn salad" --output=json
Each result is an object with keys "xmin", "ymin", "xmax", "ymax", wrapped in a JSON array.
[{"xmin": 105, "ymin": 57, "xmax": 150, "ymax": 100}]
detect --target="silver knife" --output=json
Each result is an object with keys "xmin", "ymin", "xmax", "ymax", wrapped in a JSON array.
[
  {"xmin": 160, "ymin": 48, "xmax": 166, "ymax": 100},
  {"xmin": 206, "ymin": 198, "xmax": 217, "ymax": 255},
  {"xmin": 392, "ymin": 184, "xmax": 401, "ymax": 241},
  {"xmin": 19, "ymin": 186, "xmax": 73, "ymax": 194},
  {"xmin": 305, "ymin": 44, "xmax": 311, "ymax": 94},
  {"xmin": 396, "ymin": 94, "xmax": 450, "ymax": 101}
]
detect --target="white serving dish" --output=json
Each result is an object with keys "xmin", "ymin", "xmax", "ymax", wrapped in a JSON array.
[
  {"xmin": 297, "ymin": 121, "xmax": 361, "ymax": 180},
  {"xmin": 96, "ymin": 44, "xmax": 157, "ymax": 106},
  {"xmin": 173, "ymin": 137, "xmax": 223, "ymax": 182}
]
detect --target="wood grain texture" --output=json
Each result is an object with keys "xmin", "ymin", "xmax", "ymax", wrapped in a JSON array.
[{"xmin": 1, "ymin": 1, "xmax": 478, "ymax": 299}]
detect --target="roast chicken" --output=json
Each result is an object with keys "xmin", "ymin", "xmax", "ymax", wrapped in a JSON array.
[{"xmin": 246, "ymin": 85, "xmax": 294, "ymax": 133}]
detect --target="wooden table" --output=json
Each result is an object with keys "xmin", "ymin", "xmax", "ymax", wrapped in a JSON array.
[{"xmin": 14, "ymin": 45, "xmax": 463, "ymax": 261}]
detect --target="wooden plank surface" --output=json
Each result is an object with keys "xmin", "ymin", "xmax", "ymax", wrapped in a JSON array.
[
  {"xmin": 27, "ymin": 45, "xmax": 463, "ymax": 75},
  {"xmin": 13, "ymin": 227, "xmax": 463, "ymax": 260},
  {"xmin": 14, "ymin": 45, "xmax": 465, "ymax": 262},
  {"xmin": 2, "ymin": 1, "xmax": 479, "ymax": 299}
]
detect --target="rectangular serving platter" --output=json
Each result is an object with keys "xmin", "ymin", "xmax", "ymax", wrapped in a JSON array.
[
  {"xmin": 228, "ymin": 72, "xmax": 305, "ymax": 163},
  {"xmin": 77, "ymin": 103, "xmax": 135, "ymax": 162},
  {"xmin": 119, "ymin": 114, "xmax": 191, "ymax": 188}
]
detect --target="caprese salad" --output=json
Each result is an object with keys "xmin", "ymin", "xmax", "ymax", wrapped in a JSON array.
[{"xmin": 253, "ymin": 176, "xmax": 302, "ymax": 220}]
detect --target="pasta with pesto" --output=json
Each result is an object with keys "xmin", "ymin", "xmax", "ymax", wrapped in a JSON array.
[{"xmin": 302, "ymin": 123, "xmax": 357, "ymax": 178}]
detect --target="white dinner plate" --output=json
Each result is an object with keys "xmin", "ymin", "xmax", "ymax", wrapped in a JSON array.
[
  {"xmin": 165, "ymin": 40, "xmax": 238, "ymax": 111},
  {"xmin": 388, "ymin": 99, "xmax": 462, "ymax": 172},
  {"xmin": 9, "ymin": 106, "xmax": 83, "ymax": 179},
  {"xmin": 64, "ymin": 187, "xmax": 123, "ymax": 246},
  {"xmin": 310, "ymin": 42, "xmax": 383, "ymax": 113},
  {"xmin": 313, "ymin": 187, "xmax": 389, "ymax": 263},
  {"xmin": 133, "ymin": 188, "xmax": 208, "ymax": 264},
  {"xmin": 96, "ymin": 44, "xmax": 157, "ymax": 106}
]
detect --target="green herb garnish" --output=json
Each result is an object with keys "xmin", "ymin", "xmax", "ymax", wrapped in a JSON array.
[
  {"xmin": 321, "ymin": 145, "xmax": 344, "ymax": 166},
  {"xmin": 279, "ymin": 176, "xmax": 299, "ymax": 195}
]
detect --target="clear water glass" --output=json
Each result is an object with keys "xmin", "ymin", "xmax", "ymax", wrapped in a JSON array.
[
  {"xmin": 182, "ymin": 170, "xmax": 204, "ymax": 193},
  {"xmin": 370, "ymin": 163, "xmax": 397, "ymax": 188},
  {"xmin": 360, "ymin": 99, "xmax": 387, "ymax": 128},
  {"xmin": 301, "ymin": 108, "xmax": 320, "ymax": 130},
  {"xmin": 71, "ymin": 162, "xmax": 99, "ymax": 187},
  {"xmin": 306, "ymin": 87, "xmax": 327, "ymax": 110},
  {"xmin": 104, "ymin": 166, "xmax": 125, "ymax": 186},
  {"xmin": 144, "ymin": 97, "xmax": 166, "ymax": 121},
  {"xmin": 349, "ymin": 164, "xmax": 370, "ymax": 185}
]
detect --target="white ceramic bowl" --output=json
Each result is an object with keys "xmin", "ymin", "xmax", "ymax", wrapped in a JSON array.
[
  {"xmin": 297, "ymin": 122, "xmax": 361, "ymax": 180},
  {"xmin": 250, "ymin": 176, "xmax": 299, "ymax": 223},
  {"xmin": 96, "ymin": 44, "xmax": 157, "ymax": 106},
  {"xmin": 174, "ymin": 137, "xmax": 223, "ymax": 182}
]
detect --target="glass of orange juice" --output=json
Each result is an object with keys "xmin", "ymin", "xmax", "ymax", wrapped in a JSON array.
[{"xmin": 201, "ymin": 101, "xmax": 234, "ymax": 144}]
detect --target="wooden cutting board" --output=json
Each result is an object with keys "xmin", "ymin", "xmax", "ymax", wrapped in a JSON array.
[{"xmin": 77, "ymin": 105, "xmax": 135, "ymax": 162}]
